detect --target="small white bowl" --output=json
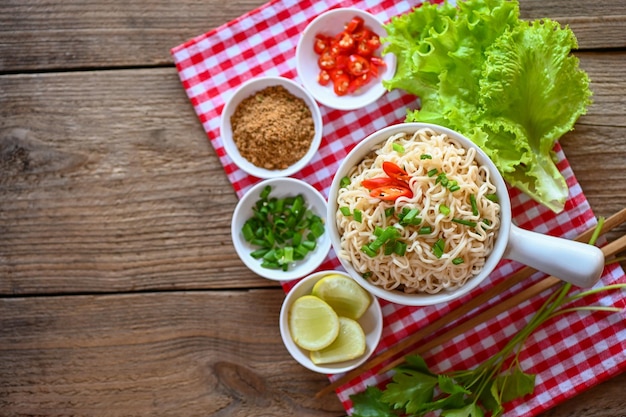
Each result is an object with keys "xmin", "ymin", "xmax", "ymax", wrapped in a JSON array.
[
  {"xmin": 231, "ymin": 177, "xmax": 331, "ymax": 281},
  {"xmin": 279, "ymin": 270, "xmax": 383, "ymax": 374},
  {"xmin": 220, "ymin": 76, "xmax": 323, "ymax": 179},
  {"xmin": 296, "ymin": 8, "xmax": 397, "ymax": 111}
]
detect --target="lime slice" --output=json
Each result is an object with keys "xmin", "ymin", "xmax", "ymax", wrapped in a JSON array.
[
  {"xmin": 310, "ymin": 317, "xmax": 366, "ymax": 365},
  {"xmin": 312, "ymin": 274, "xmax": 371, "ymax": 320},
  {"xmin": 289, "ymin": 295, "xmax": 340, "ymax": 351}
]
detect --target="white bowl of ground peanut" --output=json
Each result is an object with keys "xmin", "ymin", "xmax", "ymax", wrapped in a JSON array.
[{"xmin": 220, "ymin": 76, "xmax": 323, "ymax": 179}]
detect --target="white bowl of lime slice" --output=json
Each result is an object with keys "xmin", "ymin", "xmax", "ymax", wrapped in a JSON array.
[{"xmin": 279, "ymin": 270, "xmax": 383, "ymax": 374}]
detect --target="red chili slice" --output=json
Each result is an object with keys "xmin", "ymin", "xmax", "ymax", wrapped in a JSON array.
[
  {"xmin": 347, "ymin": 54, "xmax": 370, "ymax": 76},
  {"xmin": 333, "ymin": 74, "xmax": 351, "ymax": 96},
  {"xmin": 382, "ymin": 161, "xmax": 411, "ymax": 182},
  {"xmin": 347, "ymin": 72, "xmax": 372, "ymax": 94},
  {"xmin": 337, "ymin": 32, "xmax": 355, "ymax": 52},
  {"xmin": 361, "ymin": 177, "xmax": 409, "ymax": 190},
  {"xmin": 317, "ymin": 70, "xmax": 330, "ymax": 86},
  {"xmin": 345, "ymin": 16, "xmax": 364, "ymax": 33},
  {"xmin": 370, "ymin": 56, "xmax": 387, "ymax": 68},
  {"xmin": 318, "ymin": 51, "xmax": 336, "ymax": 70},
  {"xmin": 370, "ymin": 185, "xmax": 413, "ymax": 201},
  {"xmin": 313, "ymin": 34, "xmax": 330, "ymax": 55}
]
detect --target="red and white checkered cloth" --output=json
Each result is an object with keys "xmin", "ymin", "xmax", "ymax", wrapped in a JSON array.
[{"xmin": 171, "ymin": 0, "xmax": 626, "ymax": 415}]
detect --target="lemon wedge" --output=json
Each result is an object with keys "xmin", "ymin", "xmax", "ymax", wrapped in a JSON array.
[
  {"xmin": 310, "ymin": 317, "xmax": 366, "ymax": 365},
  {"xmin": 312, "ymin": 274, "xmax": 371, "ymax": 320},
  {"xmin": 288, "ymin": 295, "xmax": 340, "ymax": 351}
]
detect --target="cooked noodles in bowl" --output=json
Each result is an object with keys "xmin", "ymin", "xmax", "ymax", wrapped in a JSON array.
[{"xmin": 335, "ymin": 127, "xmax": 501, "ymax": 295}]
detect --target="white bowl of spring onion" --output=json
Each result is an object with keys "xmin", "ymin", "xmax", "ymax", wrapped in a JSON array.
[{"xmin": 231, "ymin": 177, "xmax": 331, "ymax": 281}]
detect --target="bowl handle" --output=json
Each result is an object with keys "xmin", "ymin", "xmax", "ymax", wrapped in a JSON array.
[{"xmin": 504, "ymin": 224, "xmax": 605, "ymax": 288}]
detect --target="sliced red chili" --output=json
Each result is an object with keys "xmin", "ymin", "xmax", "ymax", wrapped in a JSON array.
[
  {"xmin": 382, "ymin": 161, "xmax": 411, "ymax": 182},
  {"xmin": 347, "ymin": 72, "xmax": 372, "ymax": 94},
  {"xmin": 337, "ymin": 32, "xmax": 355, "ymax": 52},
  {"xmin": 345, "ymin": 16, "xmax": 364, "ymax": 33},
  {"xmin": 370, "ymin": 56, "xmax": 387, "ymax": 68},
  {"xmin": 317, "ymin": 69, "xmax": 330, "ymax": 86},
  {"xmin": 335, "ymin": 54, "xmax": 349, "ymax": 70},
  {"xmin": 347, "ymin": 54, "xmax": 370, "ymax": 76},
  {"xmin": 351, "ymin": 29, "xmax": 371, "ymax": 42},
  {"xmin": 357, "ymin": 40, "xmax": 374, "ymax": 57},
  {"xmin": 311, "ymin": 17, "xmax": 385, "ymax": 98},
  {"xmin": 313, "ymin": 34, "xmax": 330, "ymax": 55},
  {"xmin": 333, "ymin": 74, "xmax": 351, "ymax": 96},
  {"xmin": 318, "ymin": 51, "xmax": 336, "ymax": 70},
  {"xmin": 361, "ymin": 177, "xmax": 408, "ymax": 190},
  {"xmin": 370, "ymin": 185, "xmax": 413, "ymax": 201},
  {"xmin": 366, "ymin": 34, "xmax": 381, "ymax": 50},
  {"xmin": 328, "ymin": 68, "xmax": 346, "ymax": 82}
]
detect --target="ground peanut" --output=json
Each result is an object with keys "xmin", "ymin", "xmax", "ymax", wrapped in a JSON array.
[{"xmin": 230, "ymin": 85, "xmax": 315, "ymax": 170}]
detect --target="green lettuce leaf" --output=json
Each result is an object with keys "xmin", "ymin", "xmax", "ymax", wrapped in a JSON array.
[{"xmin": 383, "ymin": 0, "xmax": 592, "ymax": 212}]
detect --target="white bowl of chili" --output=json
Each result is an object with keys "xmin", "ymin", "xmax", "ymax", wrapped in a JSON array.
[
  {"xmin": 296, "ymin": 8, "xmax": 396, "ymax": 111},
  {"xmin": 220, "ymin": 76, "xmax": 323, "ymax": 179},
  {"xmin": 231, "ymin": 177, "xmax": 331, "ymax": 281}
]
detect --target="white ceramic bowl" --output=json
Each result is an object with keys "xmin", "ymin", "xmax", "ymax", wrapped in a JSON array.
[
  {"xmin": 279, "ymin": 270, "xmax": 383, "ymax": 374},
  {"xmin": 220, "ymin": 76, "xmax": 323, "ymax": 179},
  {"xmin": 327, "ymin": 123, "xmax": 605, "ymax": 306},
  {"xmin": 231, "ymin": 177, "xmax": 331, "ymax": 281},
  {"xmin": 296, "ymin": 8, "xmax": 397, "ymax": 111}
]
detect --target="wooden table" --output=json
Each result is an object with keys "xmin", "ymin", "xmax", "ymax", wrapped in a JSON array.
[{"xmin": 1, "ymin": 1, "xmax": 625, "ymax": 416}]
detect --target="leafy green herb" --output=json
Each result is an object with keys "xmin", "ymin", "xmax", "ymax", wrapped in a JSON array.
[
  {"xmin": 351, "ymin": 218, "xmax": 626, "ymax": 417},
  {"xmin": 383, "ymin": 0, "xmax": 592, "ymax": 213}
]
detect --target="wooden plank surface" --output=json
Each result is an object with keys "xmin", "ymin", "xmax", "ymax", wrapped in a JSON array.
[
  {"xmin": 0, "ymin": 291, "xmax": 344, "ymax": 416},
  {"xmin": 1, "ymin": 0, "xmax": 624, "ymax": 72},
  {"xmin": 1, "ymin": 0, "xmax": 625, "ymax": 416}
]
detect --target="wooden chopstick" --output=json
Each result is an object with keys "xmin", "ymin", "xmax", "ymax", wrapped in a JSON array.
[
  {"xmin": 379, "ymin": 232, "xmax": 626, "ymax": 373},
  {"xmin": 316, "ymin": 207, "xmax": 626, "ymax": 398}
]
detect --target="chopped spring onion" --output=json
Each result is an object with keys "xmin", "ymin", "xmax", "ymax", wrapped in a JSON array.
[
  {"xmin": 427, "ymin": 168, "xmax": 438, "ymax": 177},
  {"xmin": 353, "ymin": 208, "xmax": 362, "ymax": 223},
  {"xmin": 393, "ymin": 143, "xmax": 405, "ymax": 154},
  {"xmin": 439, "ymin": 205, "xmax": 450, "ymax": 215},
  {"xmin": 418, "ymin": 226, "xmax": 432, "ymax": 235},
  {"xmin": 452, "ymin": 218, "xmax": 478, "ymax": 227},
  {"xmin": 399, "ymin": 207, "xmax": 421, "ymax": 226},
  {"xmin": 362, "ymin": 226, "xmax": 402, "ymax": 257},
  {"xmin": 432, "ymin": 238, "xmax": 445, "ymax": 258},
  {"xmin": 420, "ymin": 154, "xmax": 432, "ymax": 160},
  {"xmin": 340, "ymin": 206, "xmax": 351, "ymax": 216},
  {"xmin": 340, "ymin": 176, "xmax": 351, "ymax": 188},
  {"xmin": 241, "ymin": 186, "xmax": 325, "ymax": 271},
  {"xmin": 470, "ymin": 194, "xmax": 479, "ymax": 216},
  {"xmin": 436, "ymin": 172, "xmax": 449, "ymax": 187},
  {"xmin": 486, "ymin": 193, "xmax": 499, "ymax": 203},
  {"xmin": 452, "ymin": 257, "xmax": 464, "ymax": 265}
]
